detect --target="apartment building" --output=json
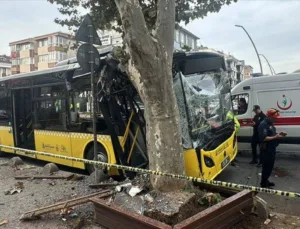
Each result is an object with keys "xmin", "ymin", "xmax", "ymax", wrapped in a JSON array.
[
  {"xmin": 99, "ymin": 25, "xmax": 199, "ymax": 51},
  {"xmin": 0, "ymin": 55, "xmax": 11, "ymax": 77},
  {"xmin": 9, "ymin": 32, "xmax": 75, "ymax": 74},
  {"xmin": 98, "ymin": 30, "xmax": 123, "ymax": 47},
  {"xmin": 244, "ymin": 65, "xmax": 253, "ymax": 80},
  {"xmin": 174, "ymin": 26, "xmax": 199, "ymax": 51},
  {"xmin": 226, "ymin": 55, "xmax": 245, "ymax": 87}
]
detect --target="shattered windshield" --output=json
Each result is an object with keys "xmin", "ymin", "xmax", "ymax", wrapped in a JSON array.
[{"xmin": 173, "ymin": 69, "xmax": 232, "ymax": 149}]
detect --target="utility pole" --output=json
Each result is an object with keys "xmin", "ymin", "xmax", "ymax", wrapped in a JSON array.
[
  {"xmin": 235, "ymin": 25, "xmax": 263, "ymax": 75},
  {"xmin": 75, "ymin": 14, "xmax": 102, "ymax": 184}
]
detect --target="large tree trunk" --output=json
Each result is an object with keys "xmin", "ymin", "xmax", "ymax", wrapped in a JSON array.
[{"xmin": 115, "ymin": 0, "xmax": 186, "ymax": 191}]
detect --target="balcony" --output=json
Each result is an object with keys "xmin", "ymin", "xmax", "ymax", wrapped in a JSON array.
[
  {"xmin": 19, "ymin": 49, "xmax": 34, "ymax": 58},
  {"xmin": 48, "ymin": 62, "xmax": 57, "ymax": 68},
  {"xmin": 48, "ymin": 45, "xmax": 68, "ymax": 53},
  {"xmin": 11, "ymin": 51, "xmax": 20, "ymax": 58},
  {"xmin": 20, "ymin": 64, "xmax": 35, "ymax": 73},
  {"xmin": 11, "ymin": 65, "xmax": 20, "ymax": 73}
]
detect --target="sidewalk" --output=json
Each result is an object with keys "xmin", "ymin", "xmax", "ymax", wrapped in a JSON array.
[{"xmin": 232, "ymin": 212, "xmax": 300, "ymax": 229}]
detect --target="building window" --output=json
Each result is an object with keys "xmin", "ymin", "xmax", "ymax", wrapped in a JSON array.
[
  {"xmin": 48, "ymin": 51, "xmax": 67, "ymax": 62},
  {"xmin": 48, "ymin": 37, "xmax": 53, "ymax": 46},
  {"xmin": 54, "ymin": 36, "xmax": 67, "ymax": 46},
  {"xmin": 180, "ymin": 33, "xmax": 184, "ymax": 43},
  {"xmin": 39, "ymin": 55, "xmax": 49, "ymax": 63},
  {"xmin": 20, "ymin": 58, "xmax": 34, "ymax": 65},
  {"xmin": 38, "ymin": 39, "xmax": 48, "ymax": 47},
  {"xmin": 12, "ymin": 59, "xmax": 20, "ymax": 65}
]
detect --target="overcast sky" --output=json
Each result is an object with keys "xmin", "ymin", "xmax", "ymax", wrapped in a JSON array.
[{"xmin": 1, "ymin": 0, "xmax": 300, "ymax": 74}]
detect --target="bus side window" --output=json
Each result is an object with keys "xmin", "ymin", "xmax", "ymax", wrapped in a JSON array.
[
  {"xmin": 0, "ymin": 86, "xmax": 11, "ymax": 126},
  {"xmin": 231, "ymin": 93, "xmax": 249, "ymax": 115},
  {"xmin": 33, "ymin": 85, "xmax": 67, "ymax": 131}
]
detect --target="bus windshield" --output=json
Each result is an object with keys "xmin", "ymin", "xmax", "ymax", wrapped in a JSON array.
[{"xmin": 174, "ymin": 68, "xmax": 232, "ymax": 149}]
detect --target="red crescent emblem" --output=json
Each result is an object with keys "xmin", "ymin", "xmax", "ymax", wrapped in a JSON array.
[{"xmin": 277, "ymin": 99, "xmax": 292, "ymax": 110}]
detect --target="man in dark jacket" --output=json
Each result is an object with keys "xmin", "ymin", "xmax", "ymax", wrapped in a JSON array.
[
  {"xmin": 258, "ymin": 108, "xmax": 286, "ymax": 188},
  {"xmin": 250, "ymin": 105, "xmax": 266, "ymax": 166}
]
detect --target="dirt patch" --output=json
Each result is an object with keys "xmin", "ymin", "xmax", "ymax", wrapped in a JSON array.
[
  {"xmin": 113, "ymin": 182, "xmax": 224, "ymax": 226},
  {"xmin": 0, "ymin": 154, "xmax": 105, "ymax": 229}
]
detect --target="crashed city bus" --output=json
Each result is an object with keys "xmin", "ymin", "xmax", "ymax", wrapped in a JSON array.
[{"xmin": 0, "ymin": 47, "xmax": 237, "ymax": 180}]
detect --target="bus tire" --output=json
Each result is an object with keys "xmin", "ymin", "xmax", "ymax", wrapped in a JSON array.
[{"xmin": 86, "ymin": 145, "xmax": 108, "ymax": 178}]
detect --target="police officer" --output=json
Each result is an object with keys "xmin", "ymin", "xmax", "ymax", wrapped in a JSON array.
[
  {"xmin": 258, "ymin": 108, "xmax": 286, "ymax": 188},
  {"xmin": 250, "ymin": 105, "xmax": 266, "ymax": 166}
]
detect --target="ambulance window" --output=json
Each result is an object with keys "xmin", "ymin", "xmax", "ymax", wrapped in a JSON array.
[{"xmin": 231, "ymin": 94, "xmax": 249, "ymax": 115}]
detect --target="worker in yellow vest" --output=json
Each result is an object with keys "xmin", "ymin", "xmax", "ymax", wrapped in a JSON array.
[{"xmin": 226, "ymin": 110, "xmax": 240, "ymax": 133}]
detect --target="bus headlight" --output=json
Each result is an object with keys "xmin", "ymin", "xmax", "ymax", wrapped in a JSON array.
[{"xmin": 204, "ymin": 156, "xmax": 215, "ymax": 168}]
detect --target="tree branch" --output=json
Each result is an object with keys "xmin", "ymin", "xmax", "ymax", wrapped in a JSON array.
[
  {"xmin": 155, "ymin": 0, "xmax": 175, "ymax": 66},
  {"xmin": 114, "ymin": 0, "xmax": 154, "ymax": 56}
]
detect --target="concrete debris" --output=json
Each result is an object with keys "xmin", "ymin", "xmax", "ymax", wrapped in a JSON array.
[
  {"xmin": 128, "ymin": 186, "xmax": 143, "ymax": 197},
  {"xmin": 264, "ymin": 218, "xmax": 271, "ymax": 225},
  {"xmin": 144, "ymin": 194, "xmax": 154, "ymax": 203},
  {"xmin": 115, "ymin": 183, "xmax": 131, "ymax": 192},
  {"xmin": 0, "ymin": 219, "xmax": 8, "ymax": 226},
  {"xmin": 113, "ymin": 192, "xmax": 145, "ymax": 214},
  {"xmin": 4, "ymin": 182, "xmax": 24, "ymax": 195},
  {"xmin": 88, "ymin": 170, "xmax": 108, "ymax": 184},
  {"xmin": 42, "ymin": 163, "xmax": 59, "ymax": 175},
  {"xmin": 200, "ymin": 192, "xmax": 222, "ymax": 207},
  {"xmin": 9, "ymin": 157, "xmax": 24, "ymax": 167},
  {"xmin": 254, "ymin": 196, "xmax": 270, "ymax": 220}
]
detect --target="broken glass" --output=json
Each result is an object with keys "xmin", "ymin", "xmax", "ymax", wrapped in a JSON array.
[{"xmin": 173, "ymin": 69, "xmax": 232, "ymax": 149}]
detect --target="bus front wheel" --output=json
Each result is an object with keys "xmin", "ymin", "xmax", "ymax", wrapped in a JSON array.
[{"xmin": 86, "ymin": 145, "xmax": 108, "ymax": 181}]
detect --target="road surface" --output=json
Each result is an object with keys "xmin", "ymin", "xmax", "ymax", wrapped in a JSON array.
[{"xmin": 217, "ymin": 152, "xmax": 300, "ymax": 215}]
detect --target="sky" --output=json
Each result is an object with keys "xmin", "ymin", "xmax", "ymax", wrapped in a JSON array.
[{"xmin": 1, "ymin": 0, "xmax": 300, "ymax": 74}]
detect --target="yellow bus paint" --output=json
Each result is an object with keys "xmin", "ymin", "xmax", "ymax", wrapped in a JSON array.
[
  {"xmin": 183, "ymin": 148, "xmax": 202, "ymax": 178},
  {"xmin": 0, "ymin": 126, "xmax": 15, "ymax": 153},
  {"xmin": 33, "ymin": 130, "xmax": 122, "ymax": 176},
  {"xmin": 34, "ymin": 130, "xmax": 73, "ymax": 166}
]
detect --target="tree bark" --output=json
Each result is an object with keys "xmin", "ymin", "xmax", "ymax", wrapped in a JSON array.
[{"xmin": 115, "ymin": 0, "xmax": 185, "ymax": 191}]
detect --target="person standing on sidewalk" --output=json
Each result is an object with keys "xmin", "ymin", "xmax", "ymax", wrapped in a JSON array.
[
  {"xmin": 258, "ymin": 108, "xmax": 286, "ymax": 188},
  {"xmin": 249, "ymin": 105, "xmax": 266, "ymax": 166}
]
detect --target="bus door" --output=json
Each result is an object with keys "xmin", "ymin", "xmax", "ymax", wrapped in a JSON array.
[
  {"xmin": 12, "ymin": 89, "xmax": 35, "ymax": 151},
  {"xmin": 0, "ymin": 84, "xmax": 14, "ymax": 153}
]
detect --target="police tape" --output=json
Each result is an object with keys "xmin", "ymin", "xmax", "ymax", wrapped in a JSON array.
[{"xmin": 1, "ymin": 145, "xmax": 299, "ymax": 198}]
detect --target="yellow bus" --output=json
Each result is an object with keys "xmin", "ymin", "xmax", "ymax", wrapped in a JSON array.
[{"xmin": 0, "ymin": 48, "xmax": 237, "ymax": 181}]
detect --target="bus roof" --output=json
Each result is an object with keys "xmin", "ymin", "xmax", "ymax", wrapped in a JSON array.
[
  {"xmin": 0, "ymin": 63, "xmax": 80, "ymax": 83},
  {"xmin": 173, "ymin": 51, "xmax": 227, "ymax": 75}
]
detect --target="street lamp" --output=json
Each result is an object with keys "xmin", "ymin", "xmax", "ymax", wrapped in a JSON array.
[
  {"xmin": 259, "ymin": 54, "xmax": 276, "ymax": 75},
  {"xmin": 235, "ymin": 25, "xmax": 263, "ymax": 75}
]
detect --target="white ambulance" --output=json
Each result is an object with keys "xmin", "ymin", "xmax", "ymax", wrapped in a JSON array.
[{"xmin": 231, "ymin": 73, "xmax": 300, "ymax": 153}]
